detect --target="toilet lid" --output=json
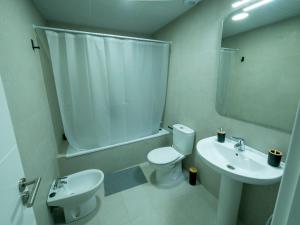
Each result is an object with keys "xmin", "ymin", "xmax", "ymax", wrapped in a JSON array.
[{"xmin": 147, "ymin": 147, "xmax": 183, "ymax": 165}]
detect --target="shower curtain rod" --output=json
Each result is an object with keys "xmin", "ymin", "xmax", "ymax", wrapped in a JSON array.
[
  {"xmin": 221, "ymin": 47, "xmax": 240, "ymax": 51},
  {"xmin": 33, "ymin": 25, "xmax": 171, "ymax": 45}
]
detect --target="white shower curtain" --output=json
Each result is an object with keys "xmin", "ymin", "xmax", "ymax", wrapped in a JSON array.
[{"xmin": 46, "ymin": 31, "xmax": 169, "ymax": 150}]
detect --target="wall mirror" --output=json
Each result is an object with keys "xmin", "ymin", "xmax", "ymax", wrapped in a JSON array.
[{"xmin": 216, "ymin": 0, "xmax": 300, "ymax": 132}]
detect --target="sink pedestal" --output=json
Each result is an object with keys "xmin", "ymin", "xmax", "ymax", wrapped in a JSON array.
[{"xmin": 217, "ymin": 176, "xmax": 243, "ymax": 225}]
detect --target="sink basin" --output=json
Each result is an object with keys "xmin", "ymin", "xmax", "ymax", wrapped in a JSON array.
[
  {"xmin": 196, "ymin": 136, "xmax": 284, "ymax": 225},
  {"xmin": 197, "ymin": 136, "xmax": 284, "ymax": 185}
]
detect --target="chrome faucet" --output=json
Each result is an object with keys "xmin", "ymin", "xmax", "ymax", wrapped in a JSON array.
[
  {"xmin": 230, "ymin": 137, "xmax": 245, "ymax": 151},
  {"xmin": 53, "ymin": 177, "xmax": 67, "ymax": 189}
]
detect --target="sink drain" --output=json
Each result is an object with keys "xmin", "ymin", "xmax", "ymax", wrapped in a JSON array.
[{"xmin": 227, "ymin": 164, "xmax": 235, "ymax": 170}]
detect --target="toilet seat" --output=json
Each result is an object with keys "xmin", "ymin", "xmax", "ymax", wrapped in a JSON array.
[{"xmin": 147, "ymin": 147, "xmax": 183, "ymax": 165}]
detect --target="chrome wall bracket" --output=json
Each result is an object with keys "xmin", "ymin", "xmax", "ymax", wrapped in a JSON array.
[{"xmin": 18, "ymin": 177, "xmax": 41, "ymax": 208}]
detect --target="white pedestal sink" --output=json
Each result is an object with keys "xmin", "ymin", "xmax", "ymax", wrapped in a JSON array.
[{"xmin": 196, "ymin": 137, "xmax": 284, "ymax": 225}]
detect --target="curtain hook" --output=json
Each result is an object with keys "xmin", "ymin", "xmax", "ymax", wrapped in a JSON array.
[{"xmin": 31, "ymin": 39, "xmax": 40, "ymax": 51}]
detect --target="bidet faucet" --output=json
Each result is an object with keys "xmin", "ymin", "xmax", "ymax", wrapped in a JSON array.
[
  {"xmin": 53, "ymin": 177, "xmax": 67, "ymax": 189},
  {"xmin": 230, "ymin": 137, "xmax": 245, "ymax": 152}
]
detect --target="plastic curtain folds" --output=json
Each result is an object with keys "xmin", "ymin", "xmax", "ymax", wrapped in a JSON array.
[
  {"xmin": 45, "ymin": 31, "xmax": 169, "ymax": 150},
  {"xmin": 216, "ymin": 48, "xmax": 237, "ymax": 115}
]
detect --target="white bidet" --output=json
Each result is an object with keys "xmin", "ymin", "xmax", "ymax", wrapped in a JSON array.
[{"xmin": 47, "ymin": 169, "xmax": 104, "ymax": 223}]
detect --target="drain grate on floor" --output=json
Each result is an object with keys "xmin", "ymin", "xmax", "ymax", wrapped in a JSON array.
[{"xmin": 104, "ymin": 165, "xmax": 147, "ymax": 196}]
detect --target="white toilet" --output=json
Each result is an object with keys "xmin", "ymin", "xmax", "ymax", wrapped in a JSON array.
[
  {"xmin": 147, "ymin": 124, "xmax": 195, "ymax": 187},
  {"xmin": 47, "ymin": 169, "xmax": 104, "ymax": 223}
]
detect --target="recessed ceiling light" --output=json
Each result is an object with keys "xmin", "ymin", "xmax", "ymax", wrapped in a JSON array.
[
  {"xmin": 232, "ymin": 12, "xmax": 249, "ymax": 21},
  {"xmin": 243, "ymin": 0, "xmax": 273, "ymax": 12},
  {"xmin": 232, "ymin": 0, "xmax": 251, "ymax": 8}
]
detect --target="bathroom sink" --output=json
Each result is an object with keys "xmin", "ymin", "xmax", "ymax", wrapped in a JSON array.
[
  {"xmin": 196, "ymin": 136, "xmax": 284, "ymax": 185},
  {"xmin": 196, "ymin": 136, "xmax": 284, "ymax": 225}
]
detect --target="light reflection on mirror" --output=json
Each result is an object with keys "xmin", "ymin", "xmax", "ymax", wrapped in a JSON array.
[{"xmin": 216, "ymin": 0, "xmax": 300, "ymax": 132}]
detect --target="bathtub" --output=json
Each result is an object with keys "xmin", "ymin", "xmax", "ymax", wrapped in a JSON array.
[
  {"xmin": 58, "ymin": 128, "xmax": 170, "ymax": 175},
  {"xmin": 64, "ymin": 128, "xmax": 169, "ymax": 158}
]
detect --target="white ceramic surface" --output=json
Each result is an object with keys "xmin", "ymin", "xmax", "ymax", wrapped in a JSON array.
[
  {"xmin": 196, "ymin": 136, "xmax": 284, "ymax": 225},
  {"xmin": 147, "ymin": 124, "xmax": 195, "ymax": 187},
  {"xmin": 147, "ymin": 147, "xmax": 183, "ymax": 165},
  {"xmin": 47, "ymin": 169, "xmax": 104, "ymax": 223},
  {"xmin": 196, "ymin": 136, "xmax": 284, "ymax": 185},
  {"xmin": 173, "ymin": 124, "xmax": 195, "ymax": 156}
]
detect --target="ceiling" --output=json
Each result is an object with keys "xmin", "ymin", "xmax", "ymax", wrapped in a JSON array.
[
  {"xmin": 223, "ymin": 0, "xmax": 300, "ymax": 38},
  {"xmin": 33, "ymin": 0, "xmax": 201, "ymax": 35}
]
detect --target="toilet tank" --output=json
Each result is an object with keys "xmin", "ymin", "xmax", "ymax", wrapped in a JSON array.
[{"xmin": 173, "ymin": 124, "xmax": 195, "ymax": 155}]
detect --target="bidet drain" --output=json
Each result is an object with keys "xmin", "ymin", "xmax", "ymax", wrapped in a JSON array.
[{"xmin": 227, "ymin": 164, "xmax": 235, "ymax": 170}]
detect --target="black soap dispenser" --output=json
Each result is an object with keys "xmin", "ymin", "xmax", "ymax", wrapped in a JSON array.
[{"xmin": 217, "ymin": 128, "xmax": 226, "ymax": 143}]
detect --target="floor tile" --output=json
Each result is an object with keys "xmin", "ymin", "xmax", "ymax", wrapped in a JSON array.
[{"xmin": 54, "ymin": 162, "xmax": 243, "ymax": 225}]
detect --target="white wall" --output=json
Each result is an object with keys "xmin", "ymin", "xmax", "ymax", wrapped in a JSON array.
[
  {"xmin": 154, "ymin": 0, "xmax": 291, "ymax": 224},
  {"xmin": 0, "ymin": 1, "xmax": 60, "ymax": 224},
  {"xmin": 221, "ymin": 16, "xmax": 300, "ymax": 132}
]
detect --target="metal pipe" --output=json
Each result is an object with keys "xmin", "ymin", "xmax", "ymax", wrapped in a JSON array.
[{"xmin": 33, "ymin": 24, "xmax": 171, "ymax": 45}]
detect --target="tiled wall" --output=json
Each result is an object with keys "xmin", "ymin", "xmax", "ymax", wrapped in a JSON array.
[
  {"xmin": 154, "ymin": 0, "xmax": 291, "ymax": 225},
  {"xmin": 0, "ymin": 0, "xmax": 60, "ymax": 224}
]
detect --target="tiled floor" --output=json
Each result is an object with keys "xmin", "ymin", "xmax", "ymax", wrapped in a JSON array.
[{"xmin": 57, "ymin": 163, "xmax": 241, "ymax": 225}]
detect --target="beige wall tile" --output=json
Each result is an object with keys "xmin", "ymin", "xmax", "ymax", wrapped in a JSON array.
[
  {"xmin": 0, "ymin": 1, "xmax": 60, "ymax": 224},
  {"xmin": 154, "ymin": 0, "xmax": 291, "ymax": 224}
]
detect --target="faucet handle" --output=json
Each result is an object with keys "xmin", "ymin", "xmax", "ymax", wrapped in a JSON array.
[
  {"xmin": 230, "ymin": 137, "xmax": 245, "ymax": 151},
  {"xmin": 230, "ymin": 136, "xmax": 245, "ymax": 143},
  {"xmin": 230, "ymin": 137, "xmax": 245, "ymax": 147}
]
